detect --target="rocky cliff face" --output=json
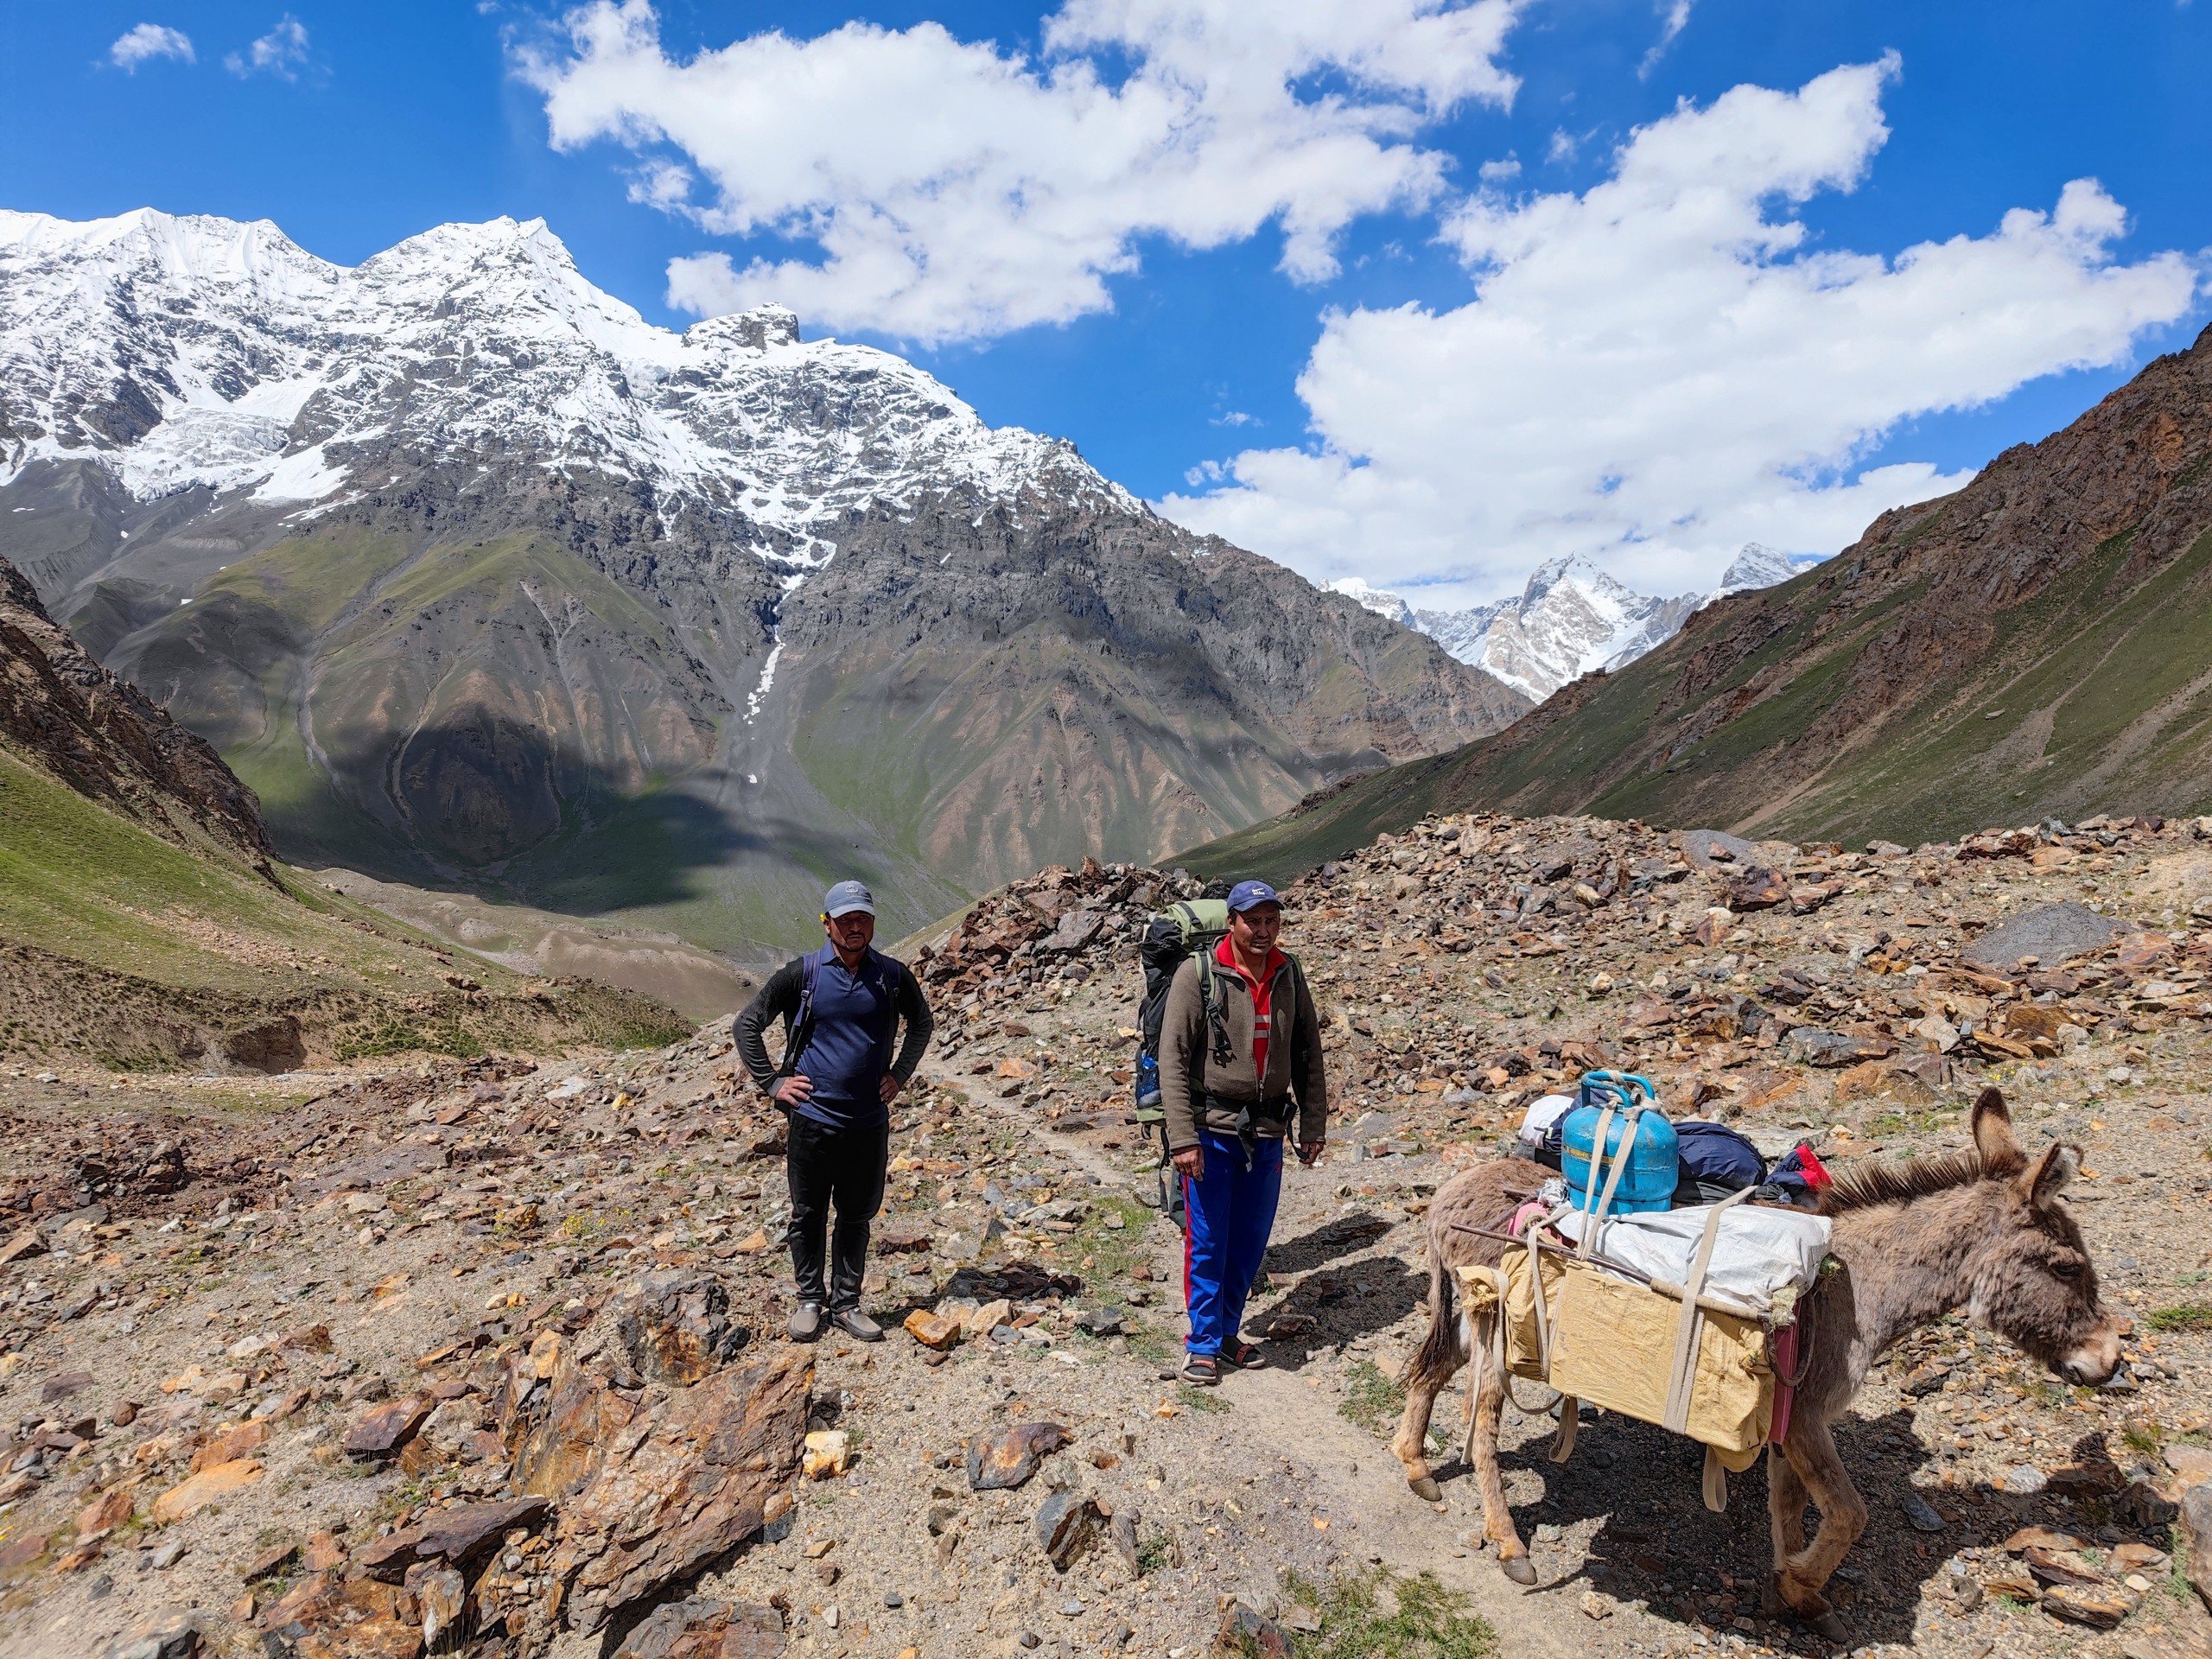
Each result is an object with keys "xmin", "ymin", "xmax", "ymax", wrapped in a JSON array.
[
  {"xmin": 0, "ymin": 209, "xmax": 1522, "ymax": 950},
  {"xmin": 0, "ymin": 552, "xmax": 268, "ymax": 861},
  {"xmin": 1186, "ymin": 322, "xmax": 2212, "ymax": 868}
]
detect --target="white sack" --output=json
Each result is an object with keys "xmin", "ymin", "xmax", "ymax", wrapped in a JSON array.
[{"xmin": 1554, "ymin": 1202, "xmax": 1830, "ymax": 1313}]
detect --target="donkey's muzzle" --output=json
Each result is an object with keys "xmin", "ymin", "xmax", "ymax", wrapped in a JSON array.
[{"xmin": 2055, "ymin": 1324, "xmax": 2122, "ymax": 1386}]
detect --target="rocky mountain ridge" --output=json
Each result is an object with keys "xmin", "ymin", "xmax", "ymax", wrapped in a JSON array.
[{"xmin": 0, "ymin": 209, "xmax": 1524, "ymax": 951}]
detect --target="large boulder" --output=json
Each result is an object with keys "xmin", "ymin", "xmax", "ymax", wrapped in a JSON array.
[
  {"xmin": 549, "ymin": 1344, "xmax": 812, "ymax": 1635},
  {"xmin": 611, "ymin": 1269, "xmax": 749, "ymax": 1385}
]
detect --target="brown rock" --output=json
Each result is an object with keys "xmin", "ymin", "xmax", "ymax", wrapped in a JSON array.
[
  {"xmin": 405, "ymin": 1561, "xmax": 467, "ymax": 1647},
  {"xmin": 2042, "ymin": 1581, "xmax": 2143, "ymax": 1629},
  {"xmin": 611, "ymin": 1269, "xmax": 748, "ymax": 1386},
  {"xmin": 344, "ymin": 1394, "xmax": 434, "ymax": 1460},
  {"xmin": 902, "ymin": 1310, "xmax": 962, "ymax": 1351},
  {"xmin": 240, "ymin": 1541, "xmax": 299, "ymax": 1583},
  {"xmin": 967, "ymin": 1421, "xmax": 1069, "ymax": 1491},
  {"xmin": 613, "ymin": 1598, "xmax": 788, "ymax": 1659},
  {"xmin": 74, "ymin": 1488, "xmax": 133, "ymax": 1539},
  {"xmin": 511, "ymin": 1355, "xmax": 643, "ymax": 1502},
  {"xmin": 359, "ymin": 1496, "xmax": 550, "ymax": 1582},
  {"xmin": 190, "ymin": 1418, "xmax": 269, "ymax": 1472},
  {"xmin": 555, "ymin": 1344, "xmax": 812, "ymax": 1635},
  {"xmin": 1834, "ymin": 1061, "xmax": 1940, "ymax": 1104},
  {"xmin": 874, "ymin": 1222, "xmax": 933, "ymax": 1255},
  {"xmin": 279, "ymin": 1322, "xmax": 333, "ymax": 1354},
  {"xmin": 2184, "ymin": 1483, "xmax": 2212, "ymax": 1612},
  {"xmin": 2005, "ymin": 1004, "xmax": 2070, "ymax": 1040},
  {"xmin": 2045, "ymin": 1457, "xmax": 2126, "ymax": 1500},
  {"xmin": 1728, "ymin": 868, "xmax": 1789, "ymax": 912},
  {"xmin": 150, "ymin": 1459, "xmax": 262, "ymax": 1524},
  {"xmin": 302, "ymin": 1531, "xmax": 346, "ymax": 1573},
  {"xmin": 2023, "ymin": 1546, "xmax": 2107, "ymax": 1587},
  {"xmin": 0, "ymin": 1229, "xmax": 46, "ymax": 1266},
  {"xmin": 0, "ymin": 1532, "xmax": 48, "ymax": 1573},
  {"xmin": 1215, "ymin": 1599, "xmax": 1294, "ymax": 1658}
]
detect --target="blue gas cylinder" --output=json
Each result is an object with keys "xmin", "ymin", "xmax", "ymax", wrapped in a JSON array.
[{"xmin": 1560, "ymin": 1071, "xmax": 1677, "ymax": 1215}]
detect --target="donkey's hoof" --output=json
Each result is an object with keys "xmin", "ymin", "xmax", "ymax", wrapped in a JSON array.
[
  {"xmin": 1760, "ymin": 1579, "xmax": 1786, "ymax": 1619},
  {"xmin": 1407, "ymin": 1475, "xmax": 1442, "ymax": 1503},
  {"xmin": 1804, "ymin": 1611, "xmax": 1848, "ymax": 1644},
  {"xmin": 1501, "ymin": 1555, "xmax": 1538, "ymax": 1586}
]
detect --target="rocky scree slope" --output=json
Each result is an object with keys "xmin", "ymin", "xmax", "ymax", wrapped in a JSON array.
[
  {"xmin": 1207, "ymin": 322, "xmax": 2212, "ymax": 874},
  {"xmin": 1, "ymin": 556, "xmax": 686, "ymax": 1070},
  {"xmin": 0, "ymin": 209, "xmax": 1522, "ymax": 953},
  {"xmin": 1, "ymin": 810, "xmax": 2209, "ymax": 1658}
]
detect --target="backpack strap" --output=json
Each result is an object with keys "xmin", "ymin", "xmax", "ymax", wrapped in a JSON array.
[{"xmin": 779, "ymin": 950, "xmax": 823, "ymax": 1078}]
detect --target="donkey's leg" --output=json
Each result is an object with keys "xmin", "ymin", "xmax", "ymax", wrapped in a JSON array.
[
  {"xmin": 1391, "ymin": 1268, "xmax": 1466, "ymax": 1502},
  {"xmin": 1772, "ymin": 1416, "xmax": 1867, "ymax": 1637},
  {"xmin": 1465, "ymin": 1339, "xmax": 1535, "ymax": 1585},
  {"xmin": 1759, "ymin": 1446, "xmax": 1811, "ymax": 1617}
]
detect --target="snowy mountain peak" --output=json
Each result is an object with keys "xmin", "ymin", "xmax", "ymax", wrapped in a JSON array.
[
  {"xmin": 1410, "ymin": 545, "xmax": 1824, "ymax": 702},
  {"xmin": 0, "ymin": 209, "xmax": 1141, "ymax": 550},
  {"xmin": 1325, "ymin": 576, "xmax": 1417, "ymax": 630}
]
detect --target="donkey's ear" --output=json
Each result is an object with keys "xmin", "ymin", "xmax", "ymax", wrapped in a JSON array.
[
  {"xmin": 1972, "ymin": 1087, "xmax": 2025, "ymax": 1173},
  {"xmin": 2019, "ymin": 1141, "xmax": 2081, "ymax": 1210}
]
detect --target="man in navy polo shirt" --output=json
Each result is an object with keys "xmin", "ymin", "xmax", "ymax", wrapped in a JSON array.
[{"xmin": 737, "ymin": 880, "xmax": 935, "ymax": 1342}]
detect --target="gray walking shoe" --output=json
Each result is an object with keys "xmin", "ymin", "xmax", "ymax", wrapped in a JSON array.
[
  {"xmin": 787, "ymin": 1302, "xmax": 826, "ymax": 1342},
  {"xmin": 828, "ymin": 1306, "xmax": 883, "ymax": 1342}
]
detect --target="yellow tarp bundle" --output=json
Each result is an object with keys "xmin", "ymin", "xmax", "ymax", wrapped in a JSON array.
[{"xmin": 1458, "ymin": 1248, "xmax": 1774, "ymax": 1471}]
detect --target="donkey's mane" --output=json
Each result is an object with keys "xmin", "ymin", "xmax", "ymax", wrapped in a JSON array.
[{"xmin": 1817, "ymin": 1147, "xmax": 1987, "ymax": 1214}]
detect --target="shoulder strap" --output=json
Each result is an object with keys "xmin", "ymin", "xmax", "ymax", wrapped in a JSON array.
[
  {"xmin": 1194, "ymin": 951, "xmax": 1234, "ymax": 1069},
  {"xmin": 781, "ymin": 950, "xmax": 823, "ymax": 1076}
]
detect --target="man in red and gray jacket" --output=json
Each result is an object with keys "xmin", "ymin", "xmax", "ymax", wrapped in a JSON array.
[{"xmin": 1156, "ymin": 880, "xmax": 1327, "ymax": 1385}]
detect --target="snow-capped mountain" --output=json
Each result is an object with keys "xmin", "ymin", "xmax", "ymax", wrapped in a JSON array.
[
  {"xmin": 1704, "ymin": 543, "xmax": 1825, "ymax": 606},
  {"xmin": 0, "ymin": 208, "xmax": 1523, "ymax": 950},
  {"xmin": 0, "ymin": 208, "xmax": 1135, "ymax": 567},
  {"xmin": 1408, "ymin": 547, "xmax": 1824, "ymax": 701},
  {"xmin": 1324, "ymin": 575, "xmax": 1419, "ymax": 630}
]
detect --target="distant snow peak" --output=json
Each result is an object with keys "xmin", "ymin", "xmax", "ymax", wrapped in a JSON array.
[
  {"xmin": 1325, "ymin": 576, "xmax": 1417, "ymax": 630},
  {"xmin": 1707, "ymin": 543, "xmax": 1825, "ymax": 604},
  {"xmin": 1409, "ymin": 546, "xmax": 1821, "ymax": 702},
  {"xmin": 0, "ymin": 208, "xmax": 1141, "ymax": 552}
]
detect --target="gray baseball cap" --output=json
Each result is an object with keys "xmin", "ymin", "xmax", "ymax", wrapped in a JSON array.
[{"xmin": 823, "ymin": 880, "xmax": 876, "ymax": 918}]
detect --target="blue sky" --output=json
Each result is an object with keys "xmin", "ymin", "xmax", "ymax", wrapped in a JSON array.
[{"xmin": 6, "ymin": 1, "xmax": 2209, "ymax": 606}]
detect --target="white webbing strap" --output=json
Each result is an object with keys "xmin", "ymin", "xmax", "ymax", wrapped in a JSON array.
[{"xmin": 1660, "ymin": 1185, "xmax": 1755, "ymax": 1435}]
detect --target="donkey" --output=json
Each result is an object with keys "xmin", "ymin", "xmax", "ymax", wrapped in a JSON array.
[{"xmin": 1389, "ymin": 1088, "xmax": 2122, "ymax": 1637}]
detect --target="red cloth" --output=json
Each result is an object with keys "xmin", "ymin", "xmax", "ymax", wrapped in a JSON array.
[{"xmin": 1214, "ymin": 938, "xmax": 1285, "ymax": 1078}]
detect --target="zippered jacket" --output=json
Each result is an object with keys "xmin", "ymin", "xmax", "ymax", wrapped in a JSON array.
[{"xmin": 1157, "ymin": 948, "xmax": 1327, "ymax": 1153}]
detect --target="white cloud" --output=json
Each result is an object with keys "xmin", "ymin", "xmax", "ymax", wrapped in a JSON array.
[
  {"xmin": 226, "ymin": 15, "xmax": 311, "ymax": 79},
  {"xmin": 518, "ymin": 0, "xmax": 1523, "ymax": 344},
  {"xmin": 1478, "ymin": 156, "xmax": 1521, "ymax": 182},
  {"xmin": 1545, "ymin": 127, "xmax": 1580, "ymax": 165},
  {"xmin": 1640, "ymin": 0, "xmax": 1693, "ymax": 78},
  {"xmin": 1164, "ymin": 58, "xmax": 2202, "ymax": 609},
  {"xmin": 110, "ymin": 23, "xmax": 194, "ymax": 70}
]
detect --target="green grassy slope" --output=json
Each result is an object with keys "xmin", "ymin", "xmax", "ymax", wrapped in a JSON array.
[{"xmin": 0, "ymin": 741, "xmax": 687, "ymax": 1065}]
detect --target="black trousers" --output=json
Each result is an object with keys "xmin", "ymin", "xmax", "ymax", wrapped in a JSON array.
[{"xmin": 785, "ymin": 1113, "xmax": 890, "ymax": 1309}]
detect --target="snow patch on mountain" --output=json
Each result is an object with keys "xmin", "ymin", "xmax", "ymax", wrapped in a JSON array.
[
  {"xmin": 1703, "ymin": 543, "xmax": 1826, "ymax": 606},
  {"xmin": 0, "ymin": 208, "xmax": 1140, "ymax": 561}
]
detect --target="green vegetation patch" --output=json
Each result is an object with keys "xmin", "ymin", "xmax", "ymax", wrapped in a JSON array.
[
  {"xmin": 2145, "ymin": 1303, "xmax": 2212, "ymax": 1333},
  {"xmin": 1278, "ymin": 1569, "xmax": 1497, "ymax": 1659},
  {"xmin": 1337, "ymin": 1358, "xmax": 1407, "ymax": 1436}
]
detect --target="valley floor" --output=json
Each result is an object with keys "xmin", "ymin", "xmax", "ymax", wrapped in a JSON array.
[{"xmin": 0, "ymin": 810, "xmax": 2207, "ymax": 1659}]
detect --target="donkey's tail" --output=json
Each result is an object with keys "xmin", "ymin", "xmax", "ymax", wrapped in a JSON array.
[{"xmin": 1402, "ymin": 1243, "xmax": 1461, "ymax": 1387}]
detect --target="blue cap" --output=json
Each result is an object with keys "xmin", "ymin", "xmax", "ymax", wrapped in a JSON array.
[
  {"xmin": 1225, "ymin": 880, "xmax": 1281, "ymax": 913},
  {"xmin": 823, "ymin": 880, "xmax": 876, "ymax": 918}
]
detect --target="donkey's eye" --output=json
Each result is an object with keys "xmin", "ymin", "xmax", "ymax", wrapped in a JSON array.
[{"xmin": 2051, "ymin": 1260, "xmax": 2080, "ymax": 1280}]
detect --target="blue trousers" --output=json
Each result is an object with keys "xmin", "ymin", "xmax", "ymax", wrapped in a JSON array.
[{"xmin": 1181, "ymin": 1131, "xmax": 1284, "ymax": 1356}]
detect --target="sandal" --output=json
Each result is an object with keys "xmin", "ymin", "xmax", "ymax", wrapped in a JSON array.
[
  {"xmin": 1221, "ymin": 1341, "xmax": 1266, "ymax": 1370},
  {"xmin": 1178, "ymin": 1354, "xmax": 1220, "ymax": 1386}
]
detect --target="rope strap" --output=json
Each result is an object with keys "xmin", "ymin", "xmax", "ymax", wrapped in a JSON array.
[{"xmin": 1660, "ymin": 1185, "xmax": 1754, "ymax": 1435}]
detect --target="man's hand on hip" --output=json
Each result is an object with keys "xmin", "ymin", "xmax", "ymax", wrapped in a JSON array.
[
  {"xmin": 771, "ymin": 1074, "xmax": 814, "ymax": 1108},
  {"xmin": 879, "ymin": 1072, "xmax": 906, "ymax": 1104},
  {"xmin": 1170, "ymin": 1145, "xmax": 1204, "ymax": 1181}
]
